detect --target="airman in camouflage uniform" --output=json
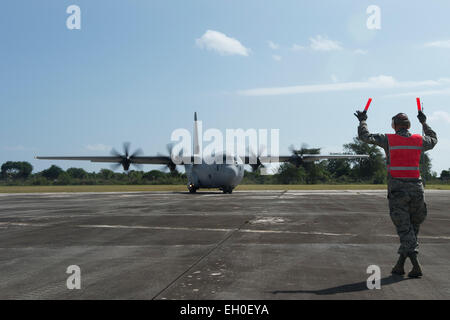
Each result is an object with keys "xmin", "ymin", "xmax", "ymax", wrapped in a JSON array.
[{"xmin": 354, "ymin": 110, "xmax": 437, "ymax": 277}]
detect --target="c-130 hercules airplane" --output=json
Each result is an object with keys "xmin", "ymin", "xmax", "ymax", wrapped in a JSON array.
[{"xmin": 37, "ymin": 113, "xmax": 368, "ymax": 194}]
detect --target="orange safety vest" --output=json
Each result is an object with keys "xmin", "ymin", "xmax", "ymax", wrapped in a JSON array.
[{"xmin": 386, "ymin": 134, "xmax": 423, "ymax": 178}]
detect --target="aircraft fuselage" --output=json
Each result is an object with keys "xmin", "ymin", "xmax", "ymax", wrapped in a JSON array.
[{"xmin": 184, "ymin": 154, "xmax": 244, "ymax": 193}]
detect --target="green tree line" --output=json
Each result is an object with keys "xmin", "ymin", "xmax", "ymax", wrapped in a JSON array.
[{"xmin": 1, "ymin": 139, "xmax": 449, "ymax": 186}]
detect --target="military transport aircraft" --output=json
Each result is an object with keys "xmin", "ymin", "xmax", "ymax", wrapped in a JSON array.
[{"xmin": 36, "ymin": 113, "xmax": 368, "ymax": 193}]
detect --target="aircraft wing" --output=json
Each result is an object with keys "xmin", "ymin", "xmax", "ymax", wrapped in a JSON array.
[
  {"xmin": 279, "ymin": 154, "xmax": 369, "ymax": 162},
  {"xmin": 35, "ymin": 156, "xmax": 173, "ymax": 165},
  {"xmin": 242, "ymin": 154, "xmax": 369, "ymax": 165},
  {"xmin": 37, "ymin": 154, "xmax": 369, "ymax": 166}
]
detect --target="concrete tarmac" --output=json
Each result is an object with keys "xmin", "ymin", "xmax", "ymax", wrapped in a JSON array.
[{"xmin": 0, "ymin": 190, "xmax": 449, "ymax": 299}]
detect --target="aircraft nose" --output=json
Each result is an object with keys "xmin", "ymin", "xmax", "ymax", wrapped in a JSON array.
[{"xmin": 223, "ymin": 165, "xmax": 239, "ymax": 178}]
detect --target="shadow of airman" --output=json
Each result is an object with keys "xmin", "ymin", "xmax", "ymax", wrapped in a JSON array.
[{"xmin": 271, "ymin": 275, "xmax": 412, "ymax": 295}]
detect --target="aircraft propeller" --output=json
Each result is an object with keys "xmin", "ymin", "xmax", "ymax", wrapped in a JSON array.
[
  {"xmin": 110, "ymin": 142, "xmax": 143, "ymax": 171},
  {"xmin": 248, "ymin": 145, "xmax": 266, "ymax": 172},
  {"xmin": 157, "ymin": 143, "xmax": 180, "ymax": 173},
  {"xmin": 288, "ymin": 143, "xmax": 321, "ymax": 167}
]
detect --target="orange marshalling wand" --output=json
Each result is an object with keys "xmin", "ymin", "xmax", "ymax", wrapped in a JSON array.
[
  {"xmin": 416, "ymin": 97, "xmax": 422, "ymax": 111},
  {"xmin": 364, "ymin": 98, "xmax": 372, "ymax": 112}
]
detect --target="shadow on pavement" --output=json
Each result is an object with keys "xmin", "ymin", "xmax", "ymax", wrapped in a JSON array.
[
  {"xmin": 271, "ymin": 275, "xmax": 412, "ymax": 295},
  {"xmin": 172, "ymin": 191, "xmax": 225, "ymax": 195}
]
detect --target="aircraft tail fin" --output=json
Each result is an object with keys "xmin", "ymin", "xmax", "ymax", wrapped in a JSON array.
[{"xmin": 193, "ymin": 112, "xmax": 200, "ymax": 155}]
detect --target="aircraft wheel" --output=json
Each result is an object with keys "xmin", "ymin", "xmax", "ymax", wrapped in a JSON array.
[
  {"xmin": 222, "ymin": 187, "xmax": 233, "ymax": 194},
  {"xmin": 188, "ymin": 185, "xmax": 197, "ymax": 193}
]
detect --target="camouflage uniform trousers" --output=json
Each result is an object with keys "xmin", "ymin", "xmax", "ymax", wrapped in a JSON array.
[{"xmin": 388, "ymin": 180, "xmax": 428, "ymax": 255}]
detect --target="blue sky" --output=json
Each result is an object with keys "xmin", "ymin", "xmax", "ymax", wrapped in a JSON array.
[{"xmin": 1, "ymin": 0, "xmax": 449, "ymax": 173}]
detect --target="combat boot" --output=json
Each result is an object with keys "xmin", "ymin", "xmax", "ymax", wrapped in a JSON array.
[
  {"xmin": 407, "ymin": 252, "xmax": 423, "ymax": 278},
  {"xmin": 391, "ymin": 254, "xmax": 406, "ymax": 275}
]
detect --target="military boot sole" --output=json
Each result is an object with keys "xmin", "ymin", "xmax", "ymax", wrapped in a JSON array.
[
  {"xmin": 391, "ymin": 268, "xmax": 405, "ymax": 276},
  {"xmin": 407, "ymin": 270, "xmax": 423, "ymax": 278}
]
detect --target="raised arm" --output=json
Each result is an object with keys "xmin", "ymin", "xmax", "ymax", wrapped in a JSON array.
[
  {"xmin": 354, "ymin": 111, "xmax": 388, "ymax": 149},
  {"xmin": 417, "ymin": 111, "xmax": 438, "ymax": 151}
]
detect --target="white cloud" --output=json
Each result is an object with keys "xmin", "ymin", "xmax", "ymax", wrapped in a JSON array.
[
  {"xmin": 238, "ymin": 75, "xmax": 444, "ymax": 96},
  {"xmin": 429, "ymin": 111, "xmax": 450, "ymax": 123},
  {"xmin": 384, "ymin": 88, "xmax": 450, "ymax": 98},
  {"xmin": 425, "ymin": 40, "xmax": 450, "ymax": 48},
  {"xmin": 268, "ymin": 41, "xmax": 279, "ymax": 50},
  {"xmin": 85, "ymin": 144, "xmax": 111, "ymax": 152},
  {"xmin": 291, "ymin": 44, "xmax": 305, "ymax": 51},
  {"xmin": 309, "ymin": 35, "xmax": 342, "ymax": 51},
  {"xmin": 354, "ymin": 49, "xmax": 368, "ymax": 55},
  {"xmin": 272, "ymin": 55, "xmax": 282, "ymax": 61},
  {"xmin": 196, "ymin": 30, "xmax": 250, "ymax": 56},
  {"xmin": 3, "ymin": 145, "xmax": 32, "ymax": 151},
  {"xmin": 367, "ymin": 75, "xmax": 398, "ymax": 86},
  {"xmin": 291, "ymin": 36, "xmax": 367, "ymax": 54},
  {"xmin": 330, "ymin": 74, "xmax": 338, "ymax": 83},
  {"xmin": 383, "ymin": 81, "xmax": 450, "ymax": 97}
]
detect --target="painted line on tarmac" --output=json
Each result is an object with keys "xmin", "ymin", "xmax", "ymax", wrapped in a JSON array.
[
  {"xmin": 78, "ymin": 224, "xmax": 232, "ymax": 233},
  {"xmin": 77, "ymin": 224, "xmax": 356, "ymax": 237},
  {"xmin": 78, "ymin": 224, "xmax": 450, "ymax": 239},
  {"xmin": 0, "ymin": 221, "xmax": 356, "ymax": 237},
  {"xmin": 2, "ymin": 222, "xmax": 448, "ymax": 240},
  {"xmin": 0, "ymin": 222, "xmax": 50, "ymax": 227},
  {"xmin": 239, "ymin": 229, "xmax": 355, "ymax": 236}
]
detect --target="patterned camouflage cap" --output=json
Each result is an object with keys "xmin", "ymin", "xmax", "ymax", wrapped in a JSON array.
[{"xmin": 392, "ymin": 113, "xmax": 411, "ymax": 128}]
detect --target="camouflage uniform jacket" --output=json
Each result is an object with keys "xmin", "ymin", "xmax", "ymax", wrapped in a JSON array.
[{"xmin": 357, "ymin": 121, "xmax": 438, "ymax": 193}]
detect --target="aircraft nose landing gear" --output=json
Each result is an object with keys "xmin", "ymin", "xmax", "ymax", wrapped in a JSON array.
[{"xmin": 222, "ymin": 186, "xmax": 233, "ymax": 194}]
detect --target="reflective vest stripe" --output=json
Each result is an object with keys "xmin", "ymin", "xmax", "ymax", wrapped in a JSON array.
[
  {"xmin": 389, "ymin": 146, "xmax": 423, "ymax": 150},
  {"xmin": 388, "ymin": 166, "xmax": 420, "ymax": 171}
]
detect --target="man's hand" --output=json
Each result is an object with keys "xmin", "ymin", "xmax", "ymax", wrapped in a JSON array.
[
  {"xmin": 354, "ymin": 110, "xmax": 368, "ymax": 122},
  {"xmin": 418, "ymin": 111, "xmax": 427, "ymax": 124}
]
